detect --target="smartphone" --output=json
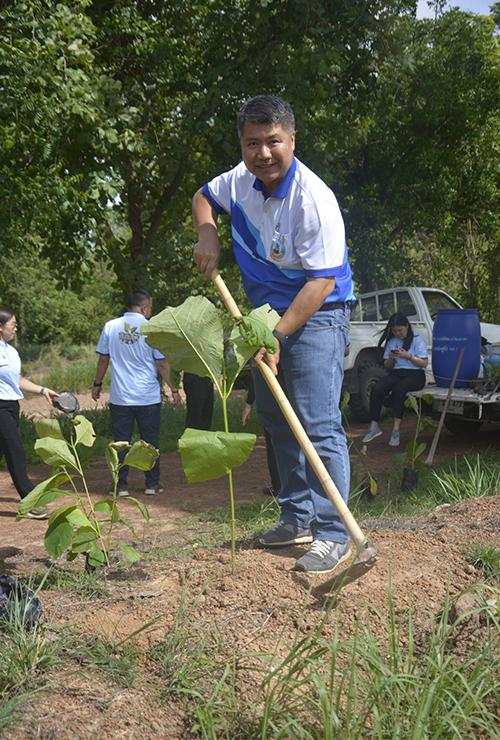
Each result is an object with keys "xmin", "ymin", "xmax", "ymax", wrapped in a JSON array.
[{"xmin": 392, "ymin": 348, "xmax": 401, "ymax": 354}]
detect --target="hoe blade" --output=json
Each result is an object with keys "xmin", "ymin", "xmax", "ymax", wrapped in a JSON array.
[{"xmin": 312, "ymin": 545, "xmax": 378, "ymax": 596}]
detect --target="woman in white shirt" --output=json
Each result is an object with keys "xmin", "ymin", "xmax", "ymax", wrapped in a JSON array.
[
  {"xmin": 0, "ymin": 307, "xmax": 57, "ymax": 518},
  {"xmin": 363, "ymin": 313, "xmax": 428, "ymax": 447}
]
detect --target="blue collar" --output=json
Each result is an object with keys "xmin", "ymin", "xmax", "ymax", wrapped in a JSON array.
[{"xmin": 252, "ymin": 157, "xmax": 297, "ymax": 199}]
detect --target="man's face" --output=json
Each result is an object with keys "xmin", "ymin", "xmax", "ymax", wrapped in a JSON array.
[{"xmin": 240, "ymin": 121, "xmax": 295, "ymax": 194}]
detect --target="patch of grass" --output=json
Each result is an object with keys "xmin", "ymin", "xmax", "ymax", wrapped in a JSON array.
[
  {"xmin": 426, "ymin": 453, "xmax": 500, "ymax": 504},
  {"xmin": 466, "ymin": 544, "xmax": 500, "ymax": 580},
  {"xmin": 145, "ymin": 499, "xmax": 279, "ymax": 563},
  {"xmin": 69, "ymin": 632, "xmax": 140, "ymax": 688},
  {"xmin": 150, "ymin": 586, "xmax": 218, "ymax": 694},
  {"xmin": 30, "ymin": 568, "xmax": 109, "ymax": 599},
  {"xmin": 350, "ymin": 451, "xmax": 500, "ymax": 523},
  {"xmin": 23, "ymin": 344, "xmax": 108, "ymax": 394},
  {"xmin": 0, "ymin": 581, "xmax": 61, "ymax": 731},
  {"xmin": 149, "ymin": 584, "xmax": 500, "ymax": 738}
]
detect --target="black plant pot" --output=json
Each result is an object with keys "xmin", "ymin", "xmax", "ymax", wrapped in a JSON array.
[{"xmin": 401, "ymin": 467, "xmax": 419, "ymax": 492}]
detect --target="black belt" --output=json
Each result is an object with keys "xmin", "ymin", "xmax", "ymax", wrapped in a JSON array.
[
  {"xmin": 277, "ymin": 301, "xmax": 350, "ymax": 316},
  {"xmin": 318, "ymin": 301, "xmax": 347, "ymax": 311}
]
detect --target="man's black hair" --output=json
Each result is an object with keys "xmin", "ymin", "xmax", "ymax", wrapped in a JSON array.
[
  {"xmin": 127, "ymin": 289, "xmax": 151, "ymax": 309},
  {"xmin": 237, "ymin": 95, "xmax": 295, "ymax": 137}
]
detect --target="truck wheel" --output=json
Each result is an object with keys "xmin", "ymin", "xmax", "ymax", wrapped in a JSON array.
[
  {"xmin": 349, "ymin": 364, "xmax": 387, "ymax": 422},
  {"xmin": 444, "ymin": 417, "xmax": 483, "ymax": 436}
]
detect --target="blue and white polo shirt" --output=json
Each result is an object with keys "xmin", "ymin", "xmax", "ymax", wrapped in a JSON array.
[
  {"xmin": 202, "ymin": 157, "xmax": 354, "ymax": 312},
  {"xmin": 96, "ymin": 312, "xmax": 165, "ymax": 406}
]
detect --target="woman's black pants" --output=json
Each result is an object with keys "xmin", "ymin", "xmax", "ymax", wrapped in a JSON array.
[
  {"xmin": 0, "ymin": 400, "xmax": 34, "ymax": 499},
  {"xmin": 370, "ymin": 369, "xmax": 426, "ymax": 421}
]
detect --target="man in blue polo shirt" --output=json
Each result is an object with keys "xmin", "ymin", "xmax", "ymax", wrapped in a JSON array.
[
  {"xmin": 92, "ymin": 289, "xmax": 180, "ymax": 496},
  {"xmin": 192, "ymin": 95, "xmax": 354, "ymax": 574}
]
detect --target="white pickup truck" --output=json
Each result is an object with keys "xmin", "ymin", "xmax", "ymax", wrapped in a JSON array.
[{"xmin": 345, "ymin": 286, "xmax": 500, "ymax": 432}]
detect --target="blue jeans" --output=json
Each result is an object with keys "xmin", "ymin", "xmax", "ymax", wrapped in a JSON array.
[
  {"xmin": 109, "ymin": 403, "xmax": 161, "ymax": 489},
  {"xmin": 253, "ymin": 307, "xmax": 350, "ymax": 543}
]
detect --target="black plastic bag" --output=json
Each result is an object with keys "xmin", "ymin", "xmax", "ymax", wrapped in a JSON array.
[{"xmin": 0, "ymin": 575, "xmax": 43, "ymax": 627}]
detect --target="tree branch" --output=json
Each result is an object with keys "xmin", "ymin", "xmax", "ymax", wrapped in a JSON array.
[{"xmin": 145, "ymin": 159, "xmax": 187, "ymax": 250}]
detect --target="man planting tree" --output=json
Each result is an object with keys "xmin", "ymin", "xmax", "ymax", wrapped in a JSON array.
[{"xmin": 192, "ymin": 95, "xmax": 355, "ymax": 574}]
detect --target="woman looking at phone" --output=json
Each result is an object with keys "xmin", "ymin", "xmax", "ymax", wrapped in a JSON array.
[{"xmin": 362, "ymin": 313, "xmax": 428, "ymax": 446}]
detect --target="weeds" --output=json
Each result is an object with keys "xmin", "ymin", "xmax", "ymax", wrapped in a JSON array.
[
  {"xmin": 149, "ymin": 585, "xmax": 499, "ymax": 738},
  {"xmin": 427, "ymin": 454, "xmax": 500, "ymax": 504},
  {"xmin": 466, "ymin": 544, "xmax": 500, "ymax": 580},
  {"xmin": 0, "ymin": 579, "xmax": 60, "ymax": 731},
  {"xmin": 30, "ymin": 567, "xmax": 109, "ymax": 599},
  {"xmin": 71, "ymin": 633, "xmax": 140, "ymax": 688},
  {"xmin": 150, "ymin": 584, "xmax": 219, "ymax": 693}
]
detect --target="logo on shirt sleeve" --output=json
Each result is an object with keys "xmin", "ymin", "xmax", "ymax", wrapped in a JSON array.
[{"xmin": 119, "ymin": 323, "xmax": 141, "ymax": 345}]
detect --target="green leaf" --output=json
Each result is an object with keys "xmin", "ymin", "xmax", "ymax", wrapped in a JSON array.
[
  {"xmin": 121, "ymin": 496, "xmax": 150, "ymax": 522},
  {"xmin": 17, "ymin": 473, "xmax": 70, "ymax": 516},
  {"xmin": 35, "ymin": 437, "xmax": 77, "ymax": 469},
  {"xmin": 119, "ymin": 543, "xmax": 142, "ymax": 563},
  {"xmin": 45, "ymin": 518, "xmax": 73, "ymax": 559},
  {"xmin": 105, "ymin": 445, "xmax": 120, "ymax": 476},
  {"xmin": 404, "ymin": 395, "xmax": 420, "ymax": 415},
  {"xmin": 35, "ymin": 418, "xmax": 64, "ymax": 440},
  {"xmin": 393, "ymin": 452, "xmax": 407, "ymax": 464},
  {"xmin": 71, "ymin": 526, "xmax": 98, "ymax": 553},
  {"xmin": 413, "ymin": 441, "xmax": 427, "ymax": 461},
  {"xmin": 48, "ymin": 504, "xmax": 78, "ymax": 525},
  {"xmin": 70, "ymin": 415, "xmax": 96, "ymax": 447},
  {"xmin": 66, "ymin": 508, "xmax": 92, "ymax": 528},
  {"xmin": 124, "ymin": 441, "xmax": 158, "ymax": 471},
  {"xmin": 86, "ymin": 547, "xmax": 106, "ymax": 567},
  {"xmin": 141, "ymin": 296, "xmax": 224, "ymax": 388},
  {"xmin": 369, "ymin": 474, "xmax": 378, "ymax": 496},
  {"xmin": 178, "ymin": 428, "xmax": 256, "ymax": 483},
  {"xmin": 94, "ymin": 500, "xmax": 113, "ymax": 513},
  {"xmin": 95, "ymin": 499, "xmax": 119, "ymax": 523}
]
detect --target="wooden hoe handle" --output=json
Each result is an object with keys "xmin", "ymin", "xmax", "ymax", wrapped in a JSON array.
[{"xmin": 211, "ymin": 270, "xmax": 367, "ymax": 549}]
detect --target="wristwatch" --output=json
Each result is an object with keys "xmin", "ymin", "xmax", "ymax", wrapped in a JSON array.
[{"xmin": 272, "ymin": 329, "xmax": 287, "ymax": 347}]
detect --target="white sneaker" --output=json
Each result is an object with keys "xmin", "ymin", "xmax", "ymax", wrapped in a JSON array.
[
  {"xmin": 107, "ymin": 490, "xmax": 129, "ymax": 497},
  {"xmin": 362, "ymin": 427, "xmax": 383, "ymax": 443},
  {"xmin": 144, "ymin": 486, "xmax": 164, "ymax": 496},
  {"xmin": 388, "ymin": 431, "xmax": 400, "ymax": 447}
]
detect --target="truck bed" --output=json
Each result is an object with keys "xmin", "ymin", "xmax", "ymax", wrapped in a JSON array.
[{"xmin": 410, "ymin": 384, "xmax": 500, "ymax": 420}]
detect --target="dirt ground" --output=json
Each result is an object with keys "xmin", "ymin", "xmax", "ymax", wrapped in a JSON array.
[{"xmin": 1, "ymin": 398, "xmax": 499, "ymax": 738}]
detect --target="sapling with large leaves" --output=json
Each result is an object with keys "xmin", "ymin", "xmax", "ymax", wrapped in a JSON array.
[
  {"xmin": 142, "ymin": 295, "xmax": 279, "ymax": 569},
  {"xmin": 17, "ymin": 415, "xmax": 157, "ymax": 570}
]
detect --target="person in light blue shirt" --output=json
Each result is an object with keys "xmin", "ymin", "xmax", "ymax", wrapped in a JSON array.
[
  {"xmin": 193, "ymin": 95, "xmax": 354, "ymax": 576},
  {"xmin": 0, "ymin": 306, "xmax": 58, "ymax": 519},
  {"xmin": 363, "ymin": 313, "xmax": 428, "ymax": 447},
  {"xmin": 92, "ymin": 290, "xmax": 180, "ymax": 496}
]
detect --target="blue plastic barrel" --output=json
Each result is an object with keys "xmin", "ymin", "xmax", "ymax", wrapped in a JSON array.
[{"xmin": 432, "ymin": 309, "xmax": 481, "ymax": 388}]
